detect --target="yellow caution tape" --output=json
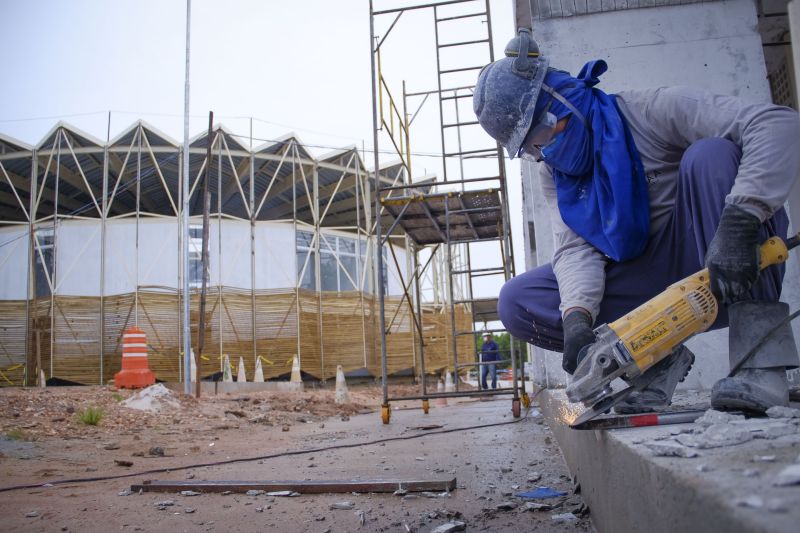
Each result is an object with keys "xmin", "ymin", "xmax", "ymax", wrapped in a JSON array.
[{"xmin": 258, "ymin": 356, "xmax": 274, "ymax": 366}]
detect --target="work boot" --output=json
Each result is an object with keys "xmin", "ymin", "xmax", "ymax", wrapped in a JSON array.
[
  {"xmin": 711, "ymin": 301, "xmax": 798, "ymax": 414},
  {"xmin": 613, "ymin": 345, "xmax": 695, "ymax": 414},
  {"xmin": 711, "ymin": 369, "xmax": 789, "ymax": 413}
]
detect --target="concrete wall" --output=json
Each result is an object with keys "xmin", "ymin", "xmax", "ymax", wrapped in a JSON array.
[{"xmin": 522, "ymin": 0, "xmax": 800, "ymax": 389}]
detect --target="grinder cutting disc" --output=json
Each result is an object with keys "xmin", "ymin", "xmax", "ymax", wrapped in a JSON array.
[{"xmin": 569, "ymin": 385, "xmax": 637, "ymax": 428}]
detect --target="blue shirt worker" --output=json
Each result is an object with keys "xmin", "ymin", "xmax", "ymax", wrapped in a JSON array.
[
  {"xmin": 473, "ymin": 30, "xmax": 800, "ymax": 415},
  {"xmin": 480, "ymin": 332, "xmax": 500, "ymax": 390}
]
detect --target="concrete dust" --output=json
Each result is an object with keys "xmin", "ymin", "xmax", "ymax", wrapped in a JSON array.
[{"xmin": 0, "ymin": 385, "xmax": 591, "ymax": 532}]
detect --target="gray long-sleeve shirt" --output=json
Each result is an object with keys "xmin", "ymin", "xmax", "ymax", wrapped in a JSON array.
[{"xmin": 537, "ymin": 86, "xmax": 800, "ymax": 321}]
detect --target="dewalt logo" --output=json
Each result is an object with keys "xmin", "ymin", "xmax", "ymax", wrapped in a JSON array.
[{"xmin": 629, "ymin": 321, "xmax": 669, "ymax": 354}]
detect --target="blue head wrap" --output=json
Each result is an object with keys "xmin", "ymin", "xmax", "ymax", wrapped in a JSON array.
[{"xmin": 534, "ymin": 61, "xmax": 650, "ymax": 262}]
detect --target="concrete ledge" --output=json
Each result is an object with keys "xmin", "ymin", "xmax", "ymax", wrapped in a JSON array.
[
  {"xmin": 163, "ymin": 381, "xmax": 304, "ymax": 394},
  {"xmin": 540, "ymin": 389, "xmax": 800, "ymax": 533}
]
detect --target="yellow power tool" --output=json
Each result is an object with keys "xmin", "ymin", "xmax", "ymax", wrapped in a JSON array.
[{"xmin": 566, "ymin": 232, "xmax": 800, "ymax": 428}]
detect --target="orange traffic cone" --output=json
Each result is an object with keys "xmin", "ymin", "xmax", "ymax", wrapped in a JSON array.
[{"xmin": 114, "ymin": 326, "xmax": 155, "ymax": 389}]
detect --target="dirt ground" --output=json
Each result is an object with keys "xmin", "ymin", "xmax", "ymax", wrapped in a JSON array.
[{"xmin": 0, "ymin": 384, "xmax": 592, "ymax": 532}]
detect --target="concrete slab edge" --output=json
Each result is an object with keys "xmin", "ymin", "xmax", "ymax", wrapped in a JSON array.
[{"xmin": 539, "ymin": 390, "xmax": 781, "ymax": 533}]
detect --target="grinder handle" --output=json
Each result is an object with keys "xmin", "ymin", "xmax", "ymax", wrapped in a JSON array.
[{"xmin": 759, "ymin": 236, "xmax": 791, "ymax": 270}]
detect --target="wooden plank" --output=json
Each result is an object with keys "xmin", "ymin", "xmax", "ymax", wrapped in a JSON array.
[{"xmin": 131, "ymin": 478, "xmax": 457, "ymax": 494}]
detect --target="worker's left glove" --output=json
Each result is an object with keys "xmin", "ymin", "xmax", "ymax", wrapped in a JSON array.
[
  {"xmin": 562, "ymin": 310, "xmax": 595, "ymax": 375},
  {"xmin": 705, "ymin": 204, "xmax": 761, "ymax": 305}
]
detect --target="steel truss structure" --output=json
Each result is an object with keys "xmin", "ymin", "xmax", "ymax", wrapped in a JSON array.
[
  {"xmin": 0, "ymin": 120, "xmax": 471, "ymax": 386},
  {"xmin": 369, "ymin": 0, "xmax": 528, "ymax": 424}
]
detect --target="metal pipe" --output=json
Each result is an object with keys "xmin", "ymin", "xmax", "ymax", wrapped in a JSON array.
[
  {"xmin": 196, "ymin": 112, "xmax": 213, "ymax": 398},
  {"xmin": 370, "ymin": 0, "xmax": 390, "ymax": 409},
  {"xmin": 372, "ymin": 0, "xmax": 469, "ymax": 16},
  {"xmin": 250, "ymin": 118, "xmax": 257, "ymax": 367},
  {"xmin": 181, "ymin": 0, "xmax": 192, "ymax": 396},
  {"xmin": 386, "ymin": 388, "xmax": 518, "ymax": 402},
  {"xmin": 25, "ymin": 148, "xmax": 36, "ymax": 385},
  {"xmin": 135, "ymin": 125, "xmax": 141, "ymax": 327},
  {"xmin": 51, "ymin": 129, "xmax": 60, "ymax": 380},
  {"xmin": 413, "ymin": 244, "xmax": 427, "ymax": 393},
  {"xmin": 433, "ymin": 5, "xmax": 448, "ymax": 183},
  {"xmin": 99, "ymin": 112, "xmax": 109, "ymax": 384}
]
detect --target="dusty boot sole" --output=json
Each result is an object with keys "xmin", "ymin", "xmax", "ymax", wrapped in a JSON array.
[{"xmin": 710, "ymin": 378, "xmax": 785, "ymax": 415}]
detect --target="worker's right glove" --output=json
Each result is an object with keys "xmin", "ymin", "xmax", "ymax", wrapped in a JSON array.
[
  {"xmin": 562, "ymin": 310, "xmax": 595, "ymax": 375},
  {"xmin": 705, "ymin": 204, "xmax": 761, "ymax": 305}
]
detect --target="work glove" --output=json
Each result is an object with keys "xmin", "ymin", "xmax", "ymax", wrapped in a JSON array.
[
  {"xmin": 562, "ymin": 310, "xmax": 595, "ymax": 375},
  {"xmin": 705, "ymin": 204, "xmax": 761, "ymax": 305}
]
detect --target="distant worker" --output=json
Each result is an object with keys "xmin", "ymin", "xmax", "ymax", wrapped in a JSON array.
[
  {"xmin": 480, "ymin": 332, "xmax": 500, "ymax": 390},
  {"xmin": 473, "ymin": 30, "xmax": 800, "ymax": 414}
]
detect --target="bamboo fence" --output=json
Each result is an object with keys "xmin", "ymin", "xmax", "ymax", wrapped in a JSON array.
[{"xmin": 0, "ymin": 288, "xmax": 473, "ymax": 385}]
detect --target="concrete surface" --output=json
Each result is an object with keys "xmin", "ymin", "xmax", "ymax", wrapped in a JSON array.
[
  {"xmin": 0, "ymin": 395, "xmax": 593, "ymax": 532},
  {"xmin": 540, "ymin": 389, "xmax": 800, "ymax": 533}
]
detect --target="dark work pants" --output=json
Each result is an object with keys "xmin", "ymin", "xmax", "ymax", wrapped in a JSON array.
[{"xmin": 498, "ymin": 138, "xmax": 789, "ymax": 354}]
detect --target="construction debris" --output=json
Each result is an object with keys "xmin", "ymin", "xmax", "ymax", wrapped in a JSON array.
[
  {"xmin": 646, "ymin": 441, "xmax": 699, "ymax": 457},
  {"xmin": 430, "ymin": 521, "xmax": 466, "ymax": 533},
  {"xmin": 773, "ymin": 464, "xmax": 800, "ymax": 487},
  {"xmin": 121, "ymin": 384, "xmax": 179, "ymax": 413}
]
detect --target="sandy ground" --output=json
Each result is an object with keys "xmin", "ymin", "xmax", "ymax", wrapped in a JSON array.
[{"xmin": 0, "ymin": 384, "xmax": 592, "ymax": 532}]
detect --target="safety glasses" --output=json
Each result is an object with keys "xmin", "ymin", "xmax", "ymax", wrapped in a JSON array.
[
  {"xmin": 518, "ymin": 110, "xmax": 558, "ymax": 162},
  {"xmin": 516, "ymin": 83, "xmax": 589, "ymax": 162}
]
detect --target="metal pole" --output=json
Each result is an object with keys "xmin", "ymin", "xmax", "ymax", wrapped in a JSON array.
[
  {"xmin": 181, "ymin": 0, "xmax": 192, "ymax": 395},
  {"xmin": 445, "ymin": 201, "xmax": 458, "ymax": 391},
  {"xmin": 512, "ymin": 0, "xmax": 533, "ymax": 32},
  {"xmin": 250, "ymin": 118, "xmax": 257, "ymax": 368},
  {"xmin": 370, "ymin": 0, "xmax": 390, "ymax": 409},
  {"xmin": 196, "ymin": 111, "xmax": 213, "ymax": 398},
  {"xmin": 100, "ymin": 112, "xmax": 109, "ymax": 384},
  {"xmin": 413, "ymin": 244, "xmax": 427, "ymax": 394},
  {"xmin": 135, "ymin": 125, "xmax": 141, "ymax": 327},
  {"xmin": 25, "ymin": 148, "xmax": 36, "ymax": 385},
  {"xmin": 217, "ymin": 130, "xmax": 223, "ymax": 366},
  {"xmin": 51, "ymin": 130, "xmax": 60, "ymax": 379},
  {"xmin": 432, "ymin": 5, "xmax": 448, "ymax": 183}
]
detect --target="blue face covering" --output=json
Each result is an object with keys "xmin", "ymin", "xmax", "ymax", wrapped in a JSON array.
[
  {"xmin": 534, "ymin": 61, "xmax": 650, "ymax": 263},
  {"xmin": 540, "ymin": 113, "xmax": 591, "ymax": 176}
]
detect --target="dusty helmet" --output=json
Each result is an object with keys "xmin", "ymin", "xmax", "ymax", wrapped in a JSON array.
[{"xmin": 473, "ymin": 29, "xmax": 549, "ymax": 158}]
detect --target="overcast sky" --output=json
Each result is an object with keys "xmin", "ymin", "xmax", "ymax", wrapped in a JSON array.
[{"xmin": 0, "ymin": 0, "xmax": 525, "ymax": 288}]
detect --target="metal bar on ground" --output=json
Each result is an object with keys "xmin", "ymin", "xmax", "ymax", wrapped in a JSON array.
[
  {"xmin": 132, "ymin": 478, "xmax": 457, "ymax": 494},
  {"xmin": 388, "ymin": 389, "xmax": 517, "ymax": 401}
]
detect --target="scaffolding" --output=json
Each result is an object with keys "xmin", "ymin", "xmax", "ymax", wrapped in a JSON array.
[
  {"xmin": 0, "ymin": 120, "xmax": 473, "ymax": 386},
  {"xmin": 369, "ymin": 0, "xmax": 527, "ymax": 423}
]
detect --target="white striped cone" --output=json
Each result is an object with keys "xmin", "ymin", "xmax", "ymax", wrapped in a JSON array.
[
  {"xmin": 290, "ymin": 355, "xmax": 302, "ymax": 383},
  {"xmin": 435, "ymin": 378, "xmax": 447, "ymax": 407},
  {"xmin": 253, "ymin": 358, "xmax": 264, "ymax": 383},
  {"xmin": 334, "ymin": 365, "xmax": 349, "ymax": 404},
  {"xmin": 222, "ymin": 354, "xmax": 233, "ymax": 383},
  {"xmin": 237, "ymin": 357, "xmax": 247, "ymax": 383},
  {"xmin": 190, "ymin": 348, "xmax": 197, "ymax": 383},
  {"xmin": 444, "ymin": 371, "xmax": 455, "ymax": 393}
]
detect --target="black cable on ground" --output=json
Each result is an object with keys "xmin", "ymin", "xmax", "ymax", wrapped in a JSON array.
[{"xmin": 0, "ymin": 400, "xmax": 539, "ymax": 494}]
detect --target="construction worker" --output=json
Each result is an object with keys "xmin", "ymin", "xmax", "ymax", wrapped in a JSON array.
[
  {"xmin": 480, "ymin": 332, "xmax": 500, "ymax": 390},
  {"xmin": 473, "ymin": 30, "xmax": 800, "ymax": 414}
]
